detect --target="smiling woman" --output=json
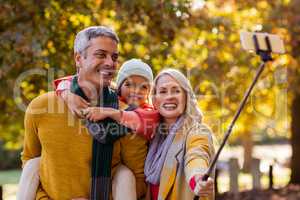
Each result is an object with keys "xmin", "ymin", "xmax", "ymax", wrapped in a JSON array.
[{"xmin": 144, "ymin": 69, "xmax": 215, "ymax": 200}]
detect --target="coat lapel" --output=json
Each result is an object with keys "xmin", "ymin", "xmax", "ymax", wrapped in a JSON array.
[{"xmin": 159, "ymin": 129, "xmax": 186, "ymax": 200}]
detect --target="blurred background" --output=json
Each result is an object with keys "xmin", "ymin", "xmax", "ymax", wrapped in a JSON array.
[{"xmin": 0, "ymin": 0, "xmax": 300, "ymax": 199}]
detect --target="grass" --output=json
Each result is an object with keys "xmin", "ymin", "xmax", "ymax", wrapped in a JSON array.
[
  {"xmin": 0, "ymin": 170, "xmax": 21, "ymax": 200},
  {"xmin": 0, "ymin": 170, "xmax": 21, "ymax": 185}
]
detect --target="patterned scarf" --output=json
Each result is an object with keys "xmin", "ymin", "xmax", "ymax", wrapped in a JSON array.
[{"xmin": 71, "ymin": 76, "xmax": 129, "ymax": 200}]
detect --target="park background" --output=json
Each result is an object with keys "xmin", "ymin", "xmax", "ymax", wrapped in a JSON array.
[{"xmin": 0, "ymin": 0, "xmax": 300, "ymax": 199}]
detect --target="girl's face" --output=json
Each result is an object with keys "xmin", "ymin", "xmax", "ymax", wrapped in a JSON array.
[
  {"xmin": 153, "ymin": 74, "xmax": 186, "ymax": 125},
  {"xmin": 119, "ymin": 75, "xmax": 151, "ymax": 106}
]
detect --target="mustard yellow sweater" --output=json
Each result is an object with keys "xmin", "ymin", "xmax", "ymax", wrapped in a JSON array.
[
  {"xmin": 21, "ymin": 92, "xmax": 121, "ymax": 199},
  {"xmin": 21, "ymin": 92, "xmax": 147, "ymax": 199}
]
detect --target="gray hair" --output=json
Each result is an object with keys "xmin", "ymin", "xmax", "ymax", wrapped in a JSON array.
[{"xmin": 74, "ymin": 26, "xmax": 119, "ymax": 54}]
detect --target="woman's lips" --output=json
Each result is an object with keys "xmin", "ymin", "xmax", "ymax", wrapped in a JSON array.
[{"xmin": 162, "ymin": 103, "xmax": 178, "ymax": 110}]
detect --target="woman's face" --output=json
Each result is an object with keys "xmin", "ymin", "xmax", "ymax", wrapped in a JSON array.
[{"xmin": 153, "ymin": 74, "xmax": 186, "ymax": 124}]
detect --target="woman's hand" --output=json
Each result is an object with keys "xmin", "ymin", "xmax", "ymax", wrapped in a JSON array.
[
  {"xmin": 192, "ymin": 175, "xmax": 214, "ymax": 197},
  {"xmin": 60, "ymin": 90, "xmax": 90, "ymax": 118}
]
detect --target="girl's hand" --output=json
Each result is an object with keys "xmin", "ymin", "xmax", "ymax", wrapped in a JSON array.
[
  {"xmin": 60, "ymin": 90, "xmax": 90, "ymax": 118},
  {"xmin": 192, "ymin": 175, "xmax": 214, "ymax": 197},
  {"xmin": 84, "ymin": 107, "xmax": 109, "ymax": 122},
  {"xmin": 83, "ymin": 107, "xmax": 122, "ymax": 122}
]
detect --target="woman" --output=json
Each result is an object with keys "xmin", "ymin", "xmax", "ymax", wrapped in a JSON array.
[{"xmin": 144, "ymin": 69, "xmax": 215, "ymax": 200}]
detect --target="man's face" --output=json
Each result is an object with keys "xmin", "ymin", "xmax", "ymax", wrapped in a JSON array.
[{"xmin": 76, "ymin": 36, "xmax": 118, "ymax": 90}]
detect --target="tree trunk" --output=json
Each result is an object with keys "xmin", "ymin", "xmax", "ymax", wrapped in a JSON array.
[{"xmin": 290, "ymin": 92, "xmax": 300, "ymax": 184}]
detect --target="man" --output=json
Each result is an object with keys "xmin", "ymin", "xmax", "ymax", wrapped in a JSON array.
[{"xmin": 21, "ymin": 26, "xmax": 143, "ymax": 199}]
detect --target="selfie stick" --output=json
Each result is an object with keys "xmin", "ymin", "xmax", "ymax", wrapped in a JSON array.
[{"xmin": 194, "ymin": 34, "xmax": 273, "ymax": 200}]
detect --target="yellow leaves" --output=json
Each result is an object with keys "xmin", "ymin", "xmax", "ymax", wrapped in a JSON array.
[
  {"xmin": 95, "ymin": 0, "xmax": 102, "ymax": 6},
  {"xmin": 44, "ymin": 9, "xmax": 51, "ymax": 19},
  {"xmin": 41, "ymin": 50, "xmax": 49, "ymax": 57},
  {"xmin": 283, "ymin": 0, "xmax": 291, "ymax": 5},
  {"xmin": 47, "ymin": 41, "xmax": 56, "ymax": 54},
  {"xmin": 199, "ymin": 80, "xmax": 212, "ymax": 93},
  {"xmin": 123, "ymin": 42, "xmax": 133, "ymax": 52},
  {"xmin": 255, "ymin": 102, "xmax": 274, "ymax": 117},
  {"xmin": 20, "ymin": 81, "xmax": 28, "ymax": 88},
  {"xmin": 69, "ymin": 14, "xmax": 92, "ymax": 27},
  {"xmin": 109, "ymin": 10, "xmax": 116, "ymax": 17},
  {"xmin": 278, "ymin": 54, "xmax": 291, "ymax": 66},
  {"xmin": 61, "ymin": 19, "xmax": 68, "ymax": 27},
  {"xmin": 44, "ymin": 63, "xmax": 50, "ymax": 69},
  {"xmin": 257, "ymin": 1, "xmax": 269, "ymax": 10},
  {"xmin": 39, "ymin": 89, "xmax": 46, "ymax": 95},
  {"xmin": 218, "ymin": 50, "xmax": 233, "ymax": 62},
  {"xmin": 136, "ymin": 45, "xmax": 148, "ymax": 57},
  {"xmin": 272, "ymin": 27, "xmax": 290, "ymax": 43},
  {"xmin": 14, "ymin": 97, "xmax": 23, "ymax": 105}
]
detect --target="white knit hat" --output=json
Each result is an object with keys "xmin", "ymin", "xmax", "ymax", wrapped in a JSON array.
[{"xmin": 116, "ymin": 58, "xmax": 153, "ymax": 89}]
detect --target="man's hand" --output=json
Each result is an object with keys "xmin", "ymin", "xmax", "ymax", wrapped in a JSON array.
[
  {"xmin": 192, "ymin": 175, "xmax": 214, "ymax": 197},
  {"xmin": 60, "ymin": 90, "xmax": 90, "ymax": 118}
]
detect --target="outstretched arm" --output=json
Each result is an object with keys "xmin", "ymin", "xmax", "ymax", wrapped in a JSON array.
[
  {"xmin": 84, "ymin": 107, "xmax": 160, "ymax": 141},
  {"xmin": 184, "ymin": 124, "xmax": 215, "ymax": 198}
]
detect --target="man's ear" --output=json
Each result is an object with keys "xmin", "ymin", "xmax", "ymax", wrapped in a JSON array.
[{"xmin": 74, "ymin": 52, "xmax": 82, "ymax": 69}]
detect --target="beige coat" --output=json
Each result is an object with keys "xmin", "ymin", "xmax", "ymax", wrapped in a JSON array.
[{"xmin": 150, "ymin": 121, "xmax": 215, "ymax": 200}]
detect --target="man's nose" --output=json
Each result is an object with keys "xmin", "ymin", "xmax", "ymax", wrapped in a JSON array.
[{"xmin": 103, "ymin": 55, "xmax": 114, "ymax": 66}]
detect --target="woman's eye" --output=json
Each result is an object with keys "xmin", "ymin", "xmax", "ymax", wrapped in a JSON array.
[{"xmin": 158, "ymin": 90, "xmax": 167, "ymax": 94}]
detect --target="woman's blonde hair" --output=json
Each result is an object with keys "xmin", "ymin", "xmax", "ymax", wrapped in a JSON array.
[{"xmin": 152, "ymin": 68, "xmax": 203, "ymax": 124}]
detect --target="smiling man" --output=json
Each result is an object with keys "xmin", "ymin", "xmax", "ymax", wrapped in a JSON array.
[{"xmin": 21, "ymin": 26, "xmax": 122, "ymax": 200}]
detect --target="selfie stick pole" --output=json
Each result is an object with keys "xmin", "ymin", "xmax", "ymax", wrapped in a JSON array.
[{"xmin": 194, "ymin": 35, "xmax": 273, "ymax": 200}]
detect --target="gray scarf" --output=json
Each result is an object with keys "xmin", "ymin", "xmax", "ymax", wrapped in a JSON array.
[{"xmin": 144, "ymin": 117, "xmax": 184, "ymax": 185}]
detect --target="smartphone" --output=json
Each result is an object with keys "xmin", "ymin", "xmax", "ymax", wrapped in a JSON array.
[{"xmin": 240, "ymin": 31, "xmax": 285, "ymax": 54}]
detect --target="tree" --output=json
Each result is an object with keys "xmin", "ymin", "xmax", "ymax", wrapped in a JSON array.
[{"xmin": 284, "ymin": 0, "xmax": 300, "ymax": 184}]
